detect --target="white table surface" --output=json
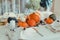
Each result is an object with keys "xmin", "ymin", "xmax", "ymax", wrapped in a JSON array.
[{"xmin": 0, "ymin": 25, "xmax": 60, "ymax": 40}]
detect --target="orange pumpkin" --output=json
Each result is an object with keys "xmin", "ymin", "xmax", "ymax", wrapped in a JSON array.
[
  {"xmin": 26, "ymin": 19, "xmax": 36, "ymax": 27},
  {"xmin": 17, "ymin": 21, "xmax": 28, "ymax": 28},
  {"xmin": 44, "ymin": 18, "xmax": 54, "ymax": 24},
  {"xmin": 29, "ymin": 12, "xmax": 40, "ymax": 23}
]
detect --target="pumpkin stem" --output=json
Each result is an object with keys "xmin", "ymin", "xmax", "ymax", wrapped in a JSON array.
[
  {"xmin": 23, "ymin": 28, "xmax": 26, "ymax": 30},
  {"xmin": 27, "ymin": 16, "xmax": 30, "ymax": 20}
]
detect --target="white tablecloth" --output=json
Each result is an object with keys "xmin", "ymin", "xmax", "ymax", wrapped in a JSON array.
[{"xmin": 0, "ymin": 25, "xmax": 60, "ymax": 40}]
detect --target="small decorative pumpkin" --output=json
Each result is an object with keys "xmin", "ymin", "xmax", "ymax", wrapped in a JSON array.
[
  {"xmin": 17, "ymin": 21, "xmax": 28, "ymax": 28},
  {"xmin": 26, "ymin": 19, "xmax": 36, "ymax": 27},
  {"xmin": 44, "ymin": 17, "xmax": 54, "ymax": 24},
  {"xmin": 29, "ymin": 12, "xmax": 40, "ymax": 23}
]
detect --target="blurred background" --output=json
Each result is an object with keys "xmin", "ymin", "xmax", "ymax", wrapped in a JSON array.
[
  {"xmin": 0, "ymin": 0, "xmax": 53, "ymax": 14},
  {"xmin": 0, "ymin": 0, "xmax": 59, "ymax": 17}
]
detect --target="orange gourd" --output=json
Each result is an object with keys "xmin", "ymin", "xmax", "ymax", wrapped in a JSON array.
[
  {"xmin": 17, "ymin": 21, "xmax": 28, "ymax": 28},
  {"xmin": 26, "ymin": 19, "xmax": 36, "ymax": 27},
  {"xmin": 29, "ymin": 12, "xmax": 40, "ymax": 23},
  {"xmin": 44, "ymin": 18, "xmax": 54, "ymax": 24}
]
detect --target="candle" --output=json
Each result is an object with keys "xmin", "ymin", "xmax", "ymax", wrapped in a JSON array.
[
  {"xmin": 12, "ymin": 0, "xmax": 16, "ymax": 13},
  {"xmin": 5, "ymin": 0, "xmax": 8, "ymax": 12},
  {"xmin": 19, "ymin": 0, "xmax": 20, "ymax": 14}
]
